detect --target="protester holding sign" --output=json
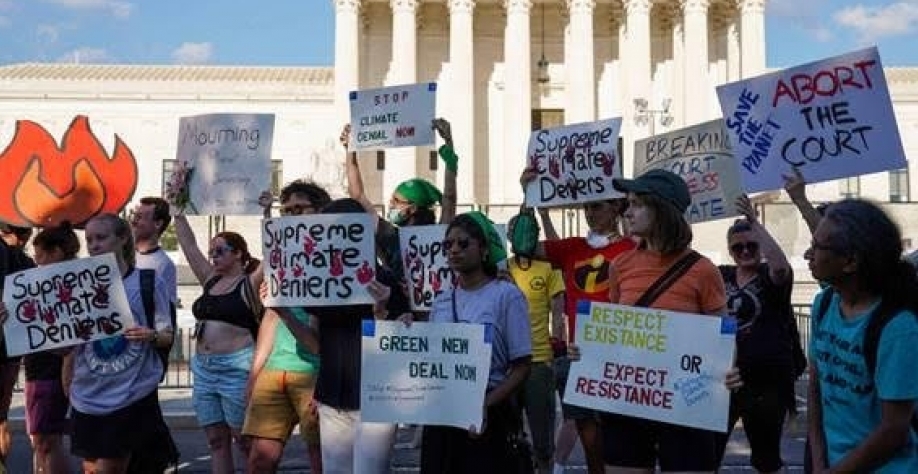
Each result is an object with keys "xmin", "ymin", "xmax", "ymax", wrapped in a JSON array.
[
  {"xmin": 24, "ymin": 223, "xmax": 79, "ymax": 474},
  {"xmin": 0, "ymin": 222, "xmax": 35, "ymax": 466},
  {"xmin": 342, "ymin": 118, "xmax": 458, "ymax": 278},
  {"xmin": 507, "ymin": 209, "xmax": 566, "ymax": 472},
  {"xmin": 303, "ymin": 198, "xmax": 410, "ymax": 473},
  {"xmin": 517, "ymin": 167, "xmax": 636, "ymax": 474},
  {"xmin": 806, "ymin": 200, "xmax": 918, "ymax": 473},
  {"xmin": 68, "ymin": 214, "xmax": 174, "ymax": 473},
  {"xmin": 713, "ymin": 196, "xmax": 797, "ymax": 473},
  {"xmin": 569, "ymin": 169, "xmax": 741, "ymax": 472},
  {"xmin": 169, "ymin": 174, "xmax": 264, "ymax": 474},
  {"xmin": 247, "ymin": 179, "xmax": 331, "ymax": 473},
  {"xmin": 420, "ymin": 211, "xmax": 532, "ymax": 473}
]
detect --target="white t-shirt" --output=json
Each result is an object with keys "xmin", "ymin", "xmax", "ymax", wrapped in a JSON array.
[
  {"xmin": 429, "ymin": 279, "xmax": 532, "ymax": 389},
  {"xmin": 136, "ymin": 247, "xmax": 177, "ymax": 304},
  {"xmin": 70, "ymin": 268, "xmax": 172, "ymax": 415}
]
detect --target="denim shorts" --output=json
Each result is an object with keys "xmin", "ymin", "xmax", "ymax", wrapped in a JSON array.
[{"xmin": 191, "ymin": 346, "xmax": 253, "ymax": 430}]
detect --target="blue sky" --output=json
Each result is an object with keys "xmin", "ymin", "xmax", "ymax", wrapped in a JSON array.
[{"xmin": 0, "ymin": 0, "xmax": 915, "ymax": 68}]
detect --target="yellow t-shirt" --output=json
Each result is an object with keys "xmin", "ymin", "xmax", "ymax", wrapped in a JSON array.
[{"xmin": 509, "ymin": 258, "xmax": 565, "ymax": 363}]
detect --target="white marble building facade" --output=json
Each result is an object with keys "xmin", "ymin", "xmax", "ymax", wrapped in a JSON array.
[
  {"xmin": 0, "ymin": 0, "xmax": 916, "ymax": 280},
  {"xmin": 336, "ymin": 0, "xmax": 768, "ymax": 206}
]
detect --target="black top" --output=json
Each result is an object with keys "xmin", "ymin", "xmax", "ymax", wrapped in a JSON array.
[
  {"xmin": 0, "ymin": 240, "xmax": 35, "ymax": 362},
  {"xmin": 719, "ymin": 263, "xmax": 796, "ymax": 381},
  {"xmin": 311, "ymin": 265, "xmax": 409, "ymax": 410},
  {"xmin": 192, "ymin": 276, "xmax": 259, "ymax": 337},
  {"xmin": 375, "ymin": 219, "xmax": 404, "ymax": 280},
  {"xmin": 24, "ymin": 352, "xmax": 62, "ymax": 381}
]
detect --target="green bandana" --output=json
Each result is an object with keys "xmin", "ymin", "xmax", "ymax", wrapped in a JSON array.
[
  {"xmin": 463, "ymin": 211, "xmax": 507, "ymax": 268},
  {"xmin": 394, "ymin": 179, "xmax": 443, "ymax": 208}
]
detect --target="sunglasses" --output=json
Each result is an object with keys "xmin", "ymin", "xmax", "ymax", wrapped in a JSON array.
[
  {"xmin": 730, "ymin": 242, "xmax": 759, "ymax": 254},
  {"xmin": 442, "ymin": 238, "xmax": 471, "ymax": 250},
  {"xmin": 280, "ymin": 204, "xmax": 315, "ymax": 216},
  {"xmin": 209, "ymin": 245, "xmax": 234, "ymax": 258}
]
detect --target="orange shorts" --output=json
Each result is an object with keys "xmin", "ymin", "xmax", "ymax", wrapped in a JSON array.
[{"xmin": 242, "ymin": 369, "xmax": 319, "ymax": 445}]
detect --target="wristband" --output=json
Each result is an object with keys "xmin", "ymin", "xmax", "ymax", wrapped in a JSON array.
[{"xmin": 438, "ymin": 145, "xmax": 459, "ymax": 173}]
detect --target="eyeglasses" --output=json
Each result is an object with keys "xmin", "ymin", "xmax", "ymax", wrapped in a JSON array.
[
  {"xmin": 730, "ymin": 242, "xmax": 759, "ymax": 254},
  {"xmin": 442, "ymin": 238, "xmax": 471, "ymax": 250},
  {"xmin": 280, "ymin": 204, "xmax": 314, "ymax": 216},
  {"xmin": 209, "ymin": 245, "xmax": 234, "ymax": 258}
]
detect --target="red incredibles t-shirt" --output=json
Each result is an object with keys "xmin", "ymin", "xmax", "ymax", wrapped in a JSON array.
[{"xmin": 543, "ymin": 236, "xmax": 637, "ymax": 342}]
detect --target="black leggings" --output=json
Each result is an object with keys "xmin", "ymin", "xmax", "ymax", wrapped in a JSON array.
[
  {"xmin": 420, "ymin": 402, "xmax": 521, "ymax": 474},
  {"xmin": 715, "ymin": 384, "xmax": 789, "ymax": 472}
]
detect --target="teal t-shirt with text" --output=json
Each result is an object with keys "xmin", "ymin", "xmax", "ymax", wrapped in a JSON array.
[{"xmin": 809, "ymin": 290, "xmax": 918, "ymax": 472}]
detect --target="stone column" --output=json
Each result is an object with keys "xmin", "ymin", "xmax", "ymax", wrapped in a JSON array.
[
  {"xmin": 625, "ymin": 0, "xmax": 651, "ymax": 139},
  {"xmin": 566, "ymin": 0, "xmax": 596, "ymax": 123},
  {"xmin": 385, "ymin": 0, "xmax": 419, "ymax": 200},
  {"xmin": 334, "ymin": 0, "xmax": 361, "ymax": 126},
  {"xmin": 503, "ymin": 0, "xmax": 532, "ymax": 204},
  {"xmin": 670, "ymin": 3, "xmax": 685, "ymax": 126},
  {"xmin": 448, "ymin": 0, "xmax": 476, "ymax": 204},
  {"xmin": 727, "ymin": 6, "xmax": 741, "ymax": 81},
  {"xmin": 683, "ymin": 0, "xmax": 710, "ymax": 125},
  {"xmin": 740, "ymin": 0, "xmax": 766, "ymax": 77}
]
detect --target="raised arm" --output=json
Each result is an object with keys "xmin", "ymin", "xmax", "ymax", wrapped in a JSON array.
[
  {"xmin": 736, "ymin": 195, "xmax": 791, "ymax": 285},
  {"xmin": 341, "ymin": 124, "xmax": 379, "ymax": 221},
  {"xmin": 173, "ymin": 214, "xmax": 213, "ymax": 285},
  {"xmin": 433, "ymin": 118, "xmax": 458, "ymax": 224},
  {"xmin": 783, "ymin": 167, "xmax": 822, "ymax": 236}
]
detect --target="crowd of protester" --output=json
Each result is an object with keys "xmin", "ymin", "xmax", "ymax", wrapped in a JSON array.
[{"xmin": 0, "ymin": 117, "xmax": 914, "ymax": 474}]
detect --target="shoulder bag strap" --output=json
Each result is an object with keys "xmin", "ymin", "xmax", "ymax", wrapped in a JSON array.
[
  {"xmin": 633, "ymin": 251, "xmax": 703, "ymax": 308},
  {"xmin": 451, "ymin": 288, "xmax": 458, "ymax": 323}
]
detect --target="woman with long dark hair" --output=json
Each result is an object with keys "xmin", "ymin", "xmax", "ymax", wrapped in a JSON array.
[
  {"xmin": 420, "ymin": 211, "xmax": 532, "ymax": 473},
  {"xmin": 807, "ymin": 199, "xmax": 918, "ymax": 472}
]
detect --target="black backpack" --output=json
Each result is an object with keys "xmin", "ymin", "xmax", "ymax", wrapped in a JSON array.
[
  {"xmin": 138, "ymin": 269, "xmax": 177, "ymax": 382},
  {"xmin": 814, "ymin": 288, "xmax": 918, "ymax": 431}
]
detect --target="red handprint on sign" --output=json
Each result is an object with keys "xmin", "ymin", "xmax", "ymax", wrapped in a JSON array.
[
  {"xmin": 293, "ymin": 263, "xmax": 305, "ymax": 278},
  {"xmin": 91, "ymin": 283, "xmax": 110, "ymax": 308},
  {"xmin": 330, "ymin": 251, "xmax": 344, "ymax": 277},
  {"xmin": 56, "ymin": 281, "xmax": 74, "ymax": 304},
  {"xmin": 430, "ymin": 271, "xmax": 442, "ymax": 293},
  {"xmin": 40, "ymin": 306, "xmax": 56, "ymax": 325},
  {"xmin": 356, "ymin": 261, "xmax": 375, "ymax": 284},
  {"xmin": 303, "ymin": 236, "xmax": 317, "ymax": 256},
  {"xmin": 548, "ymin": 154, "xmax": 561, "ymax": 179},
  {"xmin": 20, "ymin": 300, "xmax": 38, "ymax": 323},
  {"xmin": 599, "ymin": 152, "xmax": 616, "ymax": 177}
]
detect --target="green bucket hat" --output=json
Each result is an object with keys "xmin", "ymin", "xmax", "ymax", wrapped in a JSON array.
[
  {"xmin": 463, "ymin": 211, "xmax": 507, "ymax": 268},
  {"xmin": 394, "ymin": 179, "xmax": 443, "ymax": 208}
]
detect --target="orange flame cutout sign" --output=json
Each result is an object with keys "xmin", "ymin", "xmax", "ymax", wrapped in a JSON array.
[{"xmin": 0, "ymin": 116, "xmax": 138, "ymax": 227}]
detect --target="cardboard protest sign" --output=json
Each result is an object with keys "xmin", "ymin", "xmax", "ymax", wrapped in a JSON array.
[
  {"xmin": 349, "ymin": 83, "xmax": 437, "ymax": 150},
  {"xmin": 564, "ymin": 300, "xmax": 736, "ymax": 432},
  {"xmin": 717, "ymin": 47, "xmax": 906, "ymax": 193},
  {"xmin": 175, "ymin": 113, "xmax": 275, "ymax": 215},
  {"xmin": 262, "ymin": 213, "xmax": 377, "ymax": 307},
  {"xmin": 524, "ymin": 119, "xmax": 624, "ymax": 207},
  {"xmin": 360, "ymin": 320, "xmax": 492, "ymax": 429},
  {"xmin": 634, "ymin": 120, "xmax": 742, "ymax": 223},
  {"xmin": 2, "ymin": 253, "xmax": 133, "ymax": 356},
  {"xmin": 0, "ymin": 116, "xmax": 137, "ymax": 228},
  {"xmin": 400, "ymin": 224, "xmax": 509, "ymax": 311}
]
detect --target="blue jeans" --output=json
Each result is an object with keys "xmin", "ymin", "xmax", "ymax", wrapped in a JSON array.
[{"xmin": 191, "ymin": 346, "xmax": 253, "ymax": 429}]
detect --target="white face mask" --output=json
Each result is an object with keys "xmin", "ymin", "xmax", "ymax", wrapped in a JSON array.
[{"xmin": 585, "ymin": 231, "xmax": 612, "ymax": 249}]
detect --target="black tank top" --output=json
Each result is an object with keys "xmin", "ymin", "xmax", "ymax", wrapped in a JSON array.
[{"xmin": 192, "ymin": 276, "xmax": 259, "ymax": 337}]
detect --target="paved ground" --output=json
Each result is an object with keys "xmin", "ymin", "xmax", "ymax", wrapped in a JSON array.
[{"xmin": 3, "ymin": 385, "xmax": 810, "ymax": 473}]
